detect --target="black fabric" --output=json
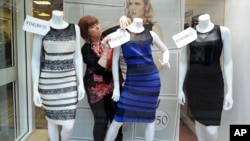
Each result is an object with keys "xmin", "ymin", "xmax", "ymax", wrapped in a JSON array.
[
  {"xmin": 184, "ymin": 25, "xmax": 224, "ymax": 126},
  {"xmin": 81, "ymin": 41, "xmax": 123, "ymax": 140}
]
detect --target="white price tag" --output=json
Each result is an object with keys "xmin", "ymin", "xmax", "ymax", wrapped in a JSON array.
[
  {"xmin": 172, "ymin": 27, "xmax": 197, "ymax": 48},
  {"xmin": 108, "ymin": 29, "xmax": 130, "ymax": 48},
  {"xmin": 22, "ymin": 15, "xmax": 50, "ymax": 35}
]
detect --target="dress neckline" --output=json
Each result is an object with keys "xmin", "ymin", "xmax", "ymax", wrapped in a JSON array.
[
  {"xmin": 196, "ymin": 25, "xmax": 216, "ymax": 40},
  {"xmin": 126, "ymin": 28, "xmax": 145, "ymax": 34},
  {"xmin": 50, "ymin": 23, "xmax": 71, "ymax": 30}
]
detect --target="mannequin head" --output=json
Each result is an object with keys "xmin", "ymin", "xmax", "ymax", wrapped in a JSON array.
[
  {"xmin": 78, "ymin": 15, "xmax": 102, "ymax": 42},
  {"xmin": 196, "ymin": 14, "xmax": 214, "ymax": 33},
  {"xmin": 127, "ymin": 18, "xmax": 144, "ymax": 33},
  {"xmin": 198, "ymin": 14, "xmax": 211, "ymax": 22},
  {"xmin": 126, "ymin": 0, "xmax": 154, "ymax": 24},
  {"xmin": 49, "ymin": 10, "xmax": 69, "ymax": 29},
  {"xmin": 52, "ymin": 10, "xmax": 63, "ymax": 17}
]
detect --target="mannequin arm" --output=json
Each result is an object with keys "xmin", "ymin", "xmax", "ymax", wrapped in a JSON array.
[
  {"xmin": 74, "ymin": 25, "xmax": 85, "ymax": 101},
  {"xmin": 111, "ymin": 46, "xmax": 121, "ymax": 102},
  {"xmin": 150, "ymin": 31, "xmax": 170, "ymax": 69},
  {"xmin": 31, "ymin": 34, "xmax": 43, "ymax": 107},
  {"xmin": 221, "ymin": 26, "xmax": 233, "ymax": 110},
  {"xmin": 152, "ymin": 23, "xmax": 164, "ymax": 41},
  {"xmin": 178, "ymin": 46, "xmax": 188, "ymax": 105}
]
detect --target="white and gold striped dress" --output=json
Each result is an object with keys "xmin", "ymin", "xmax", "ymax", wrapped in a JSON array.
[{"xmin": 39, "ymin": 24, "xmax": 78, "ymax": 125}]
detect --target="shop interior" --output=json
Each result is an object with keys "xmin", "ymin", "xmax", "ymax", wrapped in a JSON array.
[
  {"xmin": 29, "ymin": 0, "xmax": 197, "ymax": 140},
  {"xmin": 1, "ymin": 0, "xmax": 234, "ymax": 141},
  {"xmin": 28, "ymin": 0, "xmax": 197, "ymax": 140}
]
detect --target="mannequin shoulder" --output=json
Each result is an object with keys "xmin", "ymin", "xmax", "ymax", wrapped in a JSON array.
[
  {"xmin": 149, "ymin": 30, "xmax": 162, "ymax": 43},
  {"xmin": 220, "ymin": 26, "xmax": 230, "ymax": 34},
  {"xmin": 74, "ymin": 24, "xmax": 80, "ymax": 32},
  {"xmin": 149, "ymin": 31, "xmax": 160, "ymax": 39},
  {"xmin": 219, "ymin": 26, "xmax": 231, "ymax": 40},
  {"xmin": 33, "ymin": 33, "xmax": 44, "ymax": 40}
]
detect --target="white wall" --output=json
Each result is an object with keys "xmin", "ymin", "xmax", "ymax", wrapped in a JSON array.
[{"xmin": 219, "ymin": 0, "xmax": 250, "ymax": 140}]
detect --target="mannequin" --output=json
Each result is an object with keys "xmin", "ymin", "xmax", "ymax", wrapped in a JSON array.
[
  {"xmin": 104, "ymin": 18, "xmax": 170, "ymax": 141},
  {"xmin": 31, "ymin": 10, "xmax": 85, "ymax": 141},
  {"xmin": 178, "ymin": 14, "xmax": 233, "ymax": 141}
]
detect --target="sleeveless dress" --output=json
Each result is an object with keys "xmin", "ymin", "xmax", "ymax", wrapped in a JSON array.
[
  {"xmin": 102, "ymin": 23, "xmax": 162, "ymax": 78},
  {"xmin": 184, "ymin": 25, "xmax": 224, "ymax": 126},
  {"xmin": 39, "ymin": 24, "xmax": 78, "ymax": 125},
  {"xmin": 114, "ymin": 29, "xmax": 161, "ymax": 123}
]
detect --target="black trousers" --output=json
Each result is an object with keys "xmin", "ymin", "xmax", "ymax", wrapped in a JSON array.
[{"xmin": 89, "ymin": 94, "xmax": 123, "ymax": 141}]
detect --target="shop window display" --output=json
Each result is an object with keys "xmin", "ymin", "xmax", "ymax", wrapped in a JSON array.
[
  {"xmin": 63, "ymin": 0, "xmax": 182, "ymax": 140},
  {"xmin": 178, "ymin": 13, "xmax": 233, "ymax": 141}
]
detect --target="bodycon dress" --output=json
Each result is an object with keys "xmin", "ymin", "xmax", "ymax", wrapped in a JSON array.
[
  {"xmin": 114, "ymin": 29, "xmax": 161, "ymax": 123},
  {"xmin": 39, "ymin": 24, "xmax": 78, "ymax": 125},
  {"xmin": 184, "ymin": 25, "xmax": 224, "ymax": 126}
]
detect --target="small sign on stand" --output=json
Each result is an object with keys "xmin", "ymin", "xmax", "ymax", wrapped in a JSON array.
[
  {"xmin": 108, "ymin": 29, "xmax": 130, "ymax": 48},
  {"xmin": 172, "ymin": 27, "xmax": 197, "ymax": 48},
  {"xmin": 22, "ymin": 15, "xmax": 50, "ymax": 35}
]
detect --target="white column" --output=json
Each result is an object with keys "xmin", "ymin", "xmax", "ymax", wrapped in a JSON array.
[{"xmin": 219, "ymin": 0, "xmax": 250, "ymax": 140}]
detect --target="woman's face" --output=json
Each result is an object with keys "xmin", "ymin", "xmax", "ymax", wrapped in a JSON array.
[
  {"xmin": 88, "ymin": 23, "xmax": 102, "ymax": 39},
  {"xmin": 128, "ymin": 0, "xmax": 146, "ymax": 19}
]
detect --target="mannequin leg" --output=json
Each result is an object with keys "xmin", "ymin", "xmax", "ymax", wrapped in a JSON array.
[
  {"xmin": 205, "ymin": 126, "xmax": 219, "ymax": 141},
  {"xmin": 195, "ymin": 120, "xmax": 219, "ymax": 141},
  {"xmin": 105, "ymin": 120, "xmax": 123, "ymax": 141},
  {"xmin": 195, "ymin": 121, "xmax": 206, "ymax": 141},
  {"xmin": 47, "ymin": 121, "xmax": 59, "ymax": 141},
  {"xmin": 145, "ymin": 121, "xmax": 155, "ymax": 141},
  {"xmin": 61, "ymin": 124, "xmax": 74, "ymax": 141}
]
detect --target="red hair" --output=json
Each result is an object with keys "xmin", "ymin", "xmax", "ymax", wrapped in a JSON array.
[{"xmin": 78, "ymin": 15, "xmax": 99, "ymax": 42}]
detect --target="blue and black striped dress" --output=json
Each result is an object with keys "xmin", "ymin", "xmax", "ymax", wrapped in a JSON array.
[{"xmin": 114, "ymin": 29, "xmax": 160, "ymax": 123}]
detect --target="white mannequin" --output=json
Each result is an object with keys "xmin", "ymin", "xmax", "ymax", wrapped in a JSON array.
[
  {"xmin": 31, "ymin": 10, "xmax": 85, "ymax": 141},
  {"xmin": 104, "ymin": 18, "xmax": 169, "ymax": 141},
  {"xmin": 49, "ymin": 10, "xmax": 69, "ymax": 29},
  {"xmin": 178, "ymin": 14, "xmax": 233, "ymax": 141},
  {"xmin": 126, "ymin": 18, "xmax": 145, "ymax": 33}
]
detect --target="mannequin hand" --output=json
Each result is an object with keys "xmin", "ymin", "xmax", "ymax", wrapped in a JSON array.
[
  {"xmin": 77, "ymin": 84, "xmax": 85, "ymax": 101},
  {"xmin": 223, "ymin": 93, "xmax": 233, "ymax": 110},
  {"xmin": 33, "ymin": 90, "xmax": 42, "ymax": 107},
  {"xmin": 178, "ymin": 91, "xmax": 186, "ymax": 105},
  {"xmin": 119, "ymin": 16, "xmax": 131, "ymax": 30},
  {"xmin": 159, "ymin": 59, "xmax": 170, "ymax": 69},
  {"xmin": 112, "ymin": 87, "xmax": 120, "ymax": 102}
]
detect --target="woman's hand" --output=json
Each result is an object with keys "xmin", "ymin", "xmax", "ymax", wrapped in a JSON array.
[
  {"xmin": 119, "ymin": 16, "xmax": 131, "ymax": 30},
  {"xmin": 101, "ymin": 35, "xmax": 111, "ymax": 48}
]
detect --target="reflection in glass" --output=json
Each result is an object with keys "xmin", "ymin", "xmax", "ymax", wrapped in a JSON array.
[
  {"xmin": 0, "ymin": 83, "xmax": 14, "ymax": 141},
  {"xmin": 0, "ymin": 6, "xmax": 12, "ymax": 69}
]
